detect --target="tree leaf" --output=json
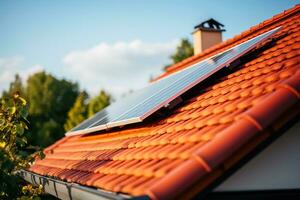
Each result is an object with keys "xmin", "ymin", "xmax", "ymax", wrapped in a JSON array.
[
  {"xmin": 20, "ymin": 107, "xmax": 28, "ymax": 118},
  {"xmin": 16, "ymin": 124, "xmax": 24, "ymax": 135},
  {"xmin": 18, "ymin": 97, "xmax": 27, "ymax": 106},
  {"xmin": 0, "ymin": 141, "xmax": 6, "ymax": 148},
  {"xmin": 9, "ymin": 106, "xmax": 16, "ymax": 114}
]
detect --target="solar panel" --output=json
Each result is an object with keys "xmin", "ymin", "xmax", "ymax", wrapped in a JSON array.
[{"xmin": 66, "ymin": 27, "xmax": 280, "ymax": 136}]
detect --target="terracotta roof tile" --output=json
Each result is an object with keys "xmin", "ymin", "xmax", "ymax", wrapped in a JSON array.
[{"xmin": 28, "ymin": 4, "xmax": 300, "ymax": 199}]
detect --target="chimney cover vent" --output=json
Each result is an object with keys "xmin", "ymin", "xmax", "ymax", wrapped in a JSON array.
[{"xmin": 195, "ymin": 18, "xmax": 225, "ymax": 32}]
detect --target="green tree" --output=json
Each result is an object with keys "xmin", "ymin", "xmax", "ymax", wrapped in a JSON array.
[
  {"xmin": 26, "ymin": 71, "xmax": 79, "ymax": 147},
  {"xmin": 88, "ymin": 90, "xmax": 110, "ymax": 117},
  {"xmin": 164, "ymin": 38, "xmax": 194, "ymax": 71},
  {"xmin": 2, "ymin": 74, "xmax": 25, "ymax": 98},
  {"xmin": 64, "ymin": 91, "xmax": 88, "ymax": 131},
  {"xmin": 0, "ymin": 93, "xmax": 44, "ymax": 199}
]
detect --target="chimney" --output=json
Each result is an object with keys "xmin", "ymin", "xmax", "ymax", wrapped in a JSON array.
[{"xmin": 192, "ymin": 18, "xmax": 225, "ymax": 55}]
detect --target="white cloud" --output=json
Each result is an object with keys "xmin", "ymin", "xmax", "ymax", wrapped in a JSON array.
[
  {"xmin": 62, "ymin": 39, "xmax": 179, "ymax": 98},
  {"xmin": 0, "ymin": 56, "xmax": 44, "ymax": 92}
]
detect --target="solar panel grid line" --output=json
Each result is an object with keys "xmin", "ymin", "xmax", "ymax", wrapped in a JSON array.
[
  {"xmin": 71, "ymin": 95, "xmax": 139, "ymax": 131},
  {"xmin": 68, "ymin": 62, "xmax": 210, "ymax": 135},
  {"xmin": 102, "ymin": 60, "xmax": 217, "ymax": 125},
  {"xmin": 83, "ymin": 70, "xmax": 191, "ymax": 129},
  {"xmin": 113, "ymin": 41, "xmax": 255, "ymax": 121},
  {"xmin": 119, "ymin": 64, "xmax": 214, "ymax": 118},
  {"xmin": 105, "ymin": 117, "xmax": 143, "ymax": 129},
  {"xmin": 83, "ymin": 70, "xmax": 188, "ymax": 126},
  {"xmin": 67, "ymin": 27, "xmax": 279, "ymax": 135},
  {"xmin": 71, "ymin": 36, "xmax": 253, "ymax": 133},
  {"xmin": 85, "ymin": 44, "xmax": 234, "ymax": 130},
  {"xmin": 66, "ymin": 27, "xmax": 281, "ymax": 136},
  {"xmin": 110, "ymin": 60, "xmax": 212, "ymax": 120},
  {"xmin": 111, "ymin": 27, "xmax": 275, "ymax": 121},
  {"xmin": 71, "ymin": 81, "xmax": 160, "ymax": 131},
  {"xmin": 126, "ymin": 57, "xmax": 229, "ymax": 120},
  {"xmin": 106, "ymin": 48, "xmax": 239, "ymax": 122},
  {"xmin": 69, "ymin": 109, "xmax": 107, "ymax": 131}
]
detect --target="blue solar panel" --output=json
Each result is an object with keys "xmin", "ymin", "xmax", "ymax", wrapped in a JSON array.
[{"xmin": 66, "ymin": 27, "xmax": 280, "ymax": 136}]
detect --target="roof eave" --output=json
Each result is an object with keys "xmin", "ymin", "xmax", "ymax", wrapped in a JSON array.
[{"xmin": 19, "ymin": 170, "xmax": 150, "ymax": 200}]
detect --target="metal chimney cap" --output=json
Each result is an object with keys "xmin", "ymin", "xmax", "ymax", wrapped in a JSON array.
[{"xmin": 194, "ymin": 18, "xmax": 225, "ymax": 32}]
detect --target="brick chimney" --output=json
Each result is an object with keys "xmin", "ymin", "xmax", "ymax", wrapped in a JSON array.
[{"xmin": 192, "ymin": 18, "xmax": 225, "ymax": 55}]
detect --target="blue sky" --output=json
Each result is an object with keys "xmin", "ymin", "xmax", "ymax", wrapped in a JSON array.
[{"xmin": 0, "ymin": 0, "xmax": 299, "ymax": 97}]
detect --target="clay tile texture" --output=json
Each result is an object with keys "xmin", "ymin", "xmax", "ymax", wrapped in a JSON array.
[{"xmin": 29, "ymin": 4, "xmax": 300, "ymax": 200}]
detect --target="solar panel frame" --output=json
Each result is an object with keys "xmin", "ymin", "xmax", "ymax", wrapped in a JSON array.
[{"xmin": 66, "ymin": 27, "xmax": 280, "ymax": 136}]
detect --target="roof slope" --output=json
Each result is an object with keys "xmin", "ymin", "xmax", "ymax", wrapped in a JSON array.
[{"xmin": 29, "ymin": 4, "xmax": 300, "ymax": 200}]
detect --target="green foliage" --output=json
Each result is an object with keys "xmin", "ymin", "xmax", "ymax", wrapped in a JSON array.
[
  {"xmin": 170, "ymin": 38, "xmax": 194, "ymax": 63},
  {"xmin": 63, "ymin": 90, "xmax": 111, "ymax": 131},
  {"xmin": 26, "ymin": 72, "xmax": 79, "ymax": 147},
  {"xmin": 64, "ymin": 91, "xmax": 89, "ymax": 131},
  {"xmin": 164, "ymin": 38, "xmax": 194, "ymax": 71},
  {"xmin": 2, "ymin": 74, "xmax": 25, "ymax": 98},
  {"xmin": 88, "ymin": 90, "xmax": 111, "ymax": 117},
  {"xmin": 0, "ymin": 93, "xmax": 44, "ymax": 200},
  {"xmin": 1, "ymin": 71, "xmax": 110, "ymax": 199},
  {"xmin": 2, "ymin": 71, "xmax": 109, "ymax": 147}
]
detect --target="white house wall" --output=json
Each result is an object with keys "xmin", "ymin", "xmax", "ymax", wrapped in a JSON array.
[{"xmin": 215, "ymin": 120, "xmax": 300, "ymax": 191}]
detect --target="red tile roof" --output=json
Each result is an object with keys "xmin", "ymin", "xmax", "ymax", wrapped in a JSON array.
[{"xmin": 29, "ymin": 4, "xmax": 300, "ymax": 200}]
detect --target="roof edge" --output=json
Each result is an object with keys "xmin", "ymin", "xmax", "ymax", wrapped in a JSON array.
[
  {"xmin": 145, "ymin": 69, "xmax": 300, "ymax": 200},
  {"xmin": 19, "ymin": 170, "xmax": 149, "ymax": 200},
  {"xmin": 244, "ymin": 69, "xmax": 300, "ymax": 129}
]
